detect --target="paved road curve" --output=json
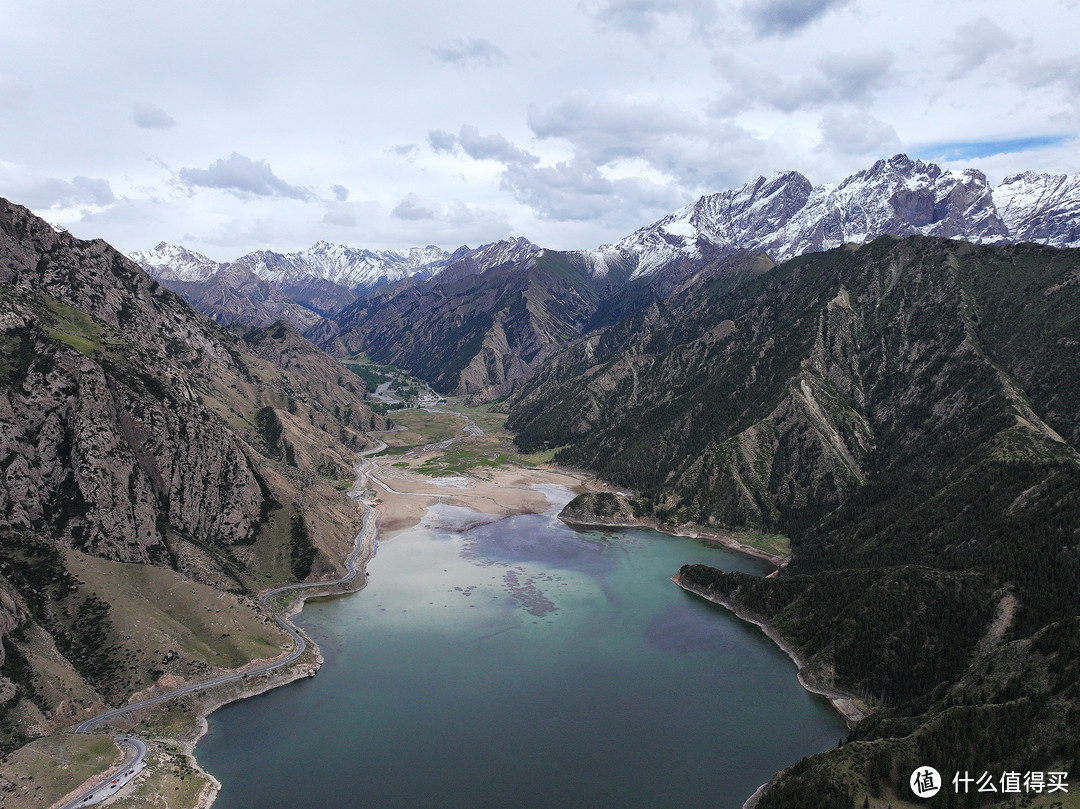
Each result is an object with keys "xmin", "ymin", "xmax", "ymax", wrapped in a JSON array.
[
  {"xmin": 57, "ymin": 736, "xmax": 147, "ymax": 809},
  {"xmin": 55, "ymin": 443, "xmax": 383, "ymax": 809}
]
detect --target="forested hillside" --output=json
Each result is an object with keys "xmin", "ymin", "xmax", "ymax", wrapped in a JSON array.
[{"xmin": 506, "ymin": 235, "xmax": 1080, "ymax": 806}]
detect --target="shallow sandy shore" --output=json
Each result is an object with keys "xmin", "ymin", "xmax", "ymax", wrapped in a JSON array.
[{"xmin": 370, "ymin": 459, "xmax": 587, "ymax": 537}]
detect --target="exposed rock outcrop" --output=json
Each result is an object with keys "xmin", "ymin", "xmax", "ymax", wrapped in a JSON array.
[{"xmin": 557, "ymin": 492, "xmax": 638, "ymax": 527}]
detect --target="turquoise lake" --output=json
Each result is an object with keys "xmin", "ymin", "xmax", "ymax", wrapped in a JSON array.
[{"xmin": 198, "ymin": 489, "xmax": 846, "ymax": 808}]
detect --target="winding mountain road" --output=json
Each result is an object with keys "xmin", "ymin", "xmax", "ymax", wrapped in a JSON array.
[{"xmin": 55, "ymin": 442, "xmax": 383, "ymax": 809}]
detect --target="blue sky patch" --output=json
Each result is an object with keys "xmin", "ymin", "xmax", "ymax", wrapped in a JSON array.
[{"xmin": 918, "ymin": 136, "xmax": 1070, "ymax": 162}]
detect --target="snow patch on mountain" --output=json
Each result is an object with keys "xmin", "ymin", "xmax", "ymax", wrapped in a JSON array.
[
  {"xmin": 992, "ymin": 172, "xmax": 1080, "ymax": 248},
  {"xmin": 133, "ymin": 155, "xmax": 1080, "ymax": 297},
  {"xmin": 463, "ymin": 236, "xmax": 541, "ymax": 270}
]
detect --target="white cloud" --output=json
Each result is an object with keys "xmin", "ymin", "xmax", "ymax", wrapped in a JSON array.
[
  {"xmin": 578, "ymin": 0, "xmax": 719, "ymax": 35},
  {"xmin": 429, "ymin": 38, "xmax": 507, "ymax": 68},
  {"xmin": 526, "ymin": 90, "xmax": 770, "ymax": 191},
  {"xmin": 0, "ymin": 74, "xmax": 31, "ymax": 109},
  {"xmin": 944, "ymin": 18, "xmax": 1016, "ymax": 80},
  {"xmin": 3, "ymin": 0, "xmax": 1077, "ymax": 255},
  {"xmin": 391, "ymin": 193, "xmax": 437, "ymax": 220},
  {"xmin": 314, "ymin": 197, "xmax": 512, "ymax": 247},
  {"xmin": 429, "ymin": 125, "xmax": 540, "ymax": 166},
  {"xmin": 389, "ymin": 144, "xmax": 419, "ymax": 160},
  {"xmin": 323, "ymin": 205, "xmax": 358, "ymax": 227},
  {"xmin": 428, "ymin": 107, "xmax": 762, "ymax": 230},
  {"xmin": 713, "ymin": 49, "xmax": 896, "ymax": 114},
  {"xmin": 527, "ymin": 90, "xmax": 703, "ymax": 164},
  {"xmin": 177, "ymin": 153, "xmax": 312, "ymax": 200},
  {"xmin": 131, "ymin": 102, "xmax": 178, "ymax": 129},
  {"xmin": 818, "ymin": 110, "xmax": 901, "ymax": 155},
  {"xmin": 1011, "ymin": 51, "xmax": 1080, "ymax": 100},
  {"xmin": 0, "ymin": 161, "xmax": 115, "ymax": 209}
]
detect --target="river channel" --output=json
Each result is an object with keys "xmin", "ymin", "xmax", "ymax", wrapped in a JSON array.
[{"xmin": 198, "ymin": 487, "xmax": 845, "ymax": 809}]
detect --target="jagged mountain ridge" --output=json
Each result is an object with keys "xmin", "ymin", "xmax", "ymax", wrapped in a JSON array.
[
  {"xmin": 318, "ymin": 249, "xmax": 600, "ymax": 399},
  {"xmin": 163, "ymin": 263, "xmax": 329, "ymax": 329},
  {"xmin": 131, "ymin": 236, "xmax": 543, "ymax": 326},
  {"xmin": 133, "ymin": 156, "xmax": 1080, "ymax": 298},
  {"xmin": 592, "ymin": 155, "xmax": 1080, "ymax": 277},
  {"xmin": 232, "ymin": 241, "xmax": 450, "ymax": 289},
  {"xmin": 127, "ymin": 242, "xmax": 226, "ymax": 282}
]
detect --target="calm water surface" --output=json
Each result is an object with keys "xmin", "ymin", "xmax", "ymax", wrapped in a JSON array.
[{"xmin": 199, "ymin": 489, "xmax": 845, "ymax": 808}]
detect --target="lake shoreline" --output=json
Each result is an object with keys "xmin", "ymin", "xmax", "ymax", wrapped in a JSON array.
[
  {"xmin": 558, "ymin": 513, "xmax": 787, "ymax": 569},
  {"xmin": 668, "ymin": 574, "xmax": 868, "ymax": 809},
  {"xmin": 670, "ymin": 572, "xmax": 868, "ymax": 729},
  {"xmin": 126, "ymin": 449, "xmax": 386, "ymax": 809},
  {"xmin": 184, "ymin": 450, "xmax": 837, "ymax": 809}
]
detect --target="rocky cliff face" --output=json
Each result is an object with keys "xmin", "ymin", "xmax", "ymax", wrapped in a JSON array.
[
  {"xmin": 993, "ymin": 170, "xmax": 1080, "ymax": 246},
  {"xmin": 0, "ymin": 197, "xmax": 386, "ymax": 747}
]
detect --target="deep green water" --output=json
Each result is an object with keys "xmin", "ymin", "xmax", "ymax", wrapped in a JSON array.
[{"xmin": 199, "ymin": 489, "xmax": 845, "ymax": 808}]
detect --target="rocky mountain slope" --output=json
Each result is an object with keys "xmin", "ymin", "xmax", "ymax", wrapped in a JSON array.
[
  {"xmin": 317, "ymin": 156, "xmax": 1080, "ymax": 404},
  {"xmin": 505, "ymin": 235, "xmax": 1080, "ymax": 806},
  {"xmin": 131, "ymin": 236, "xmax": 542, "ymax": 328},
  {"xmin": 318, "ymin": 249, "xmax": 600, "ymax": 399},
  {"xmin": 0, "ymin": 197, "xmax": 386, "ymax": 748},
  {"xmin": 161, "ymin": 263, "xmax": 328, "ymax": 329},
  {"xmin": 993, "ymin": 169, "xmax": 1080, "ymax": 246}
]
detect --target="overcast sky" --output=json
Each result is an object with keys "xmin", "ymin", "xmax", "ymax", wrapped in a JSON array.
[{"xmin": 2, "ymin": 0, "xmax": 1078, "ymax": 260}]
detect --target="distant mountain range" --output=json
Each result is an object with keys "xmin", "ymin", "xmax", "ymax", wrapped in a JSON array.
[
  {"xmin": 129, "ymin": 154, "xmax": 1080, "ymax": 403},
  {"xmin": 132, "ymin": 155, "xmax": 1080, "ymax": 309}
]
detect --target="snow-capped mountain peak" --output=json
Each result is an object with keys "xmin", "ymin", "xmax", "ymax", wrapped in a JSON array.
[
  {"xmin": 591, "ymin": 154, "xmax": 1080, "ymax": 278},
  {"xmin": 232, "ymin": 242, "xmax": 453, "ymax": 289},
  {"xmin": 131, "ymin": 155, "xmax": 1080, "ymax": 307},
  {"xmin": 128, "ymin": 242, "xmax": 225, "ymax": 282},
  {"xmin": 992, "ymin": 171, "xmax": 1080, "ymax": 246}
]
